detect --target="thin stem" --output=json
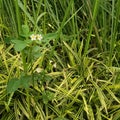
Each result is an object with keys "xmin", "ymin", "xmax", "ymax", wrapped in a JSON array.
[
  {"xmin": 109, "ymin": 0, "xmax": 115, "ymax": 66},
  {"xmin": 14, "ymin": 0, "xmax": 21, "ymax": 35},
  {"xmin": 84, "ymin": 0, "xmax": 100, "ymax": 56},
  {"xmin": 43, "ymin": 0, "xmax": 46, "ymax": 34},
  {"xmin": 24, "ymin": 0, "xmax": 27, "ymax": 25}
]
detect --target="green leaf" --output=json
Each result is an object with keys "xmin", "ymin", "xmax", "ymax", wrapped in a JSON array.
[
  {"xmin": 42, "ymin": 90, "xmax": 54, "ymax": 104},
  {"xmin": 37, "ymin": 71, "xmax": 52, "ymax": 83},
  {"xmin": 7, "ymin": 78, "xmax": 21, "ymax": 94},
  {"xmin": 43, "ymin": 32, "xmax": 58, "ymax": 41},
  {"xmin": 4, "ymin": 37, "xmax": 14, "ymax": 44},
  {"xmin": 20, "ymin": 75, "xmax": 32, "ymax": 88},
  {"xmin": 21, "ymin": 25, "xmax": 29, "ymax": 37},
  {"xmin": 6, "ymin": 75, "xmax": 33, "ymax": 94},
  {"xmin": 32, "ymin": 46, "xmax": 42, "ymax": 58},
  {"xmin": 46, "ymin": 90, "xmax": 54, "ymax": 101},
  {"xmin": 11, "ymin": 40, "xmax": 28, "ymax": 51},
  {"xmin": 42, "ymin": 91, "xmax": 49, "ymax": 104}
]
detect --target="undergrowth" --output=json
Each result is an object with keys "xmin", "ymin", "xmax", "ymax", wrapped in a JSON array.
[{"xmin": 0, "ymin": 0, "xmax": 120, "ymax": 120}]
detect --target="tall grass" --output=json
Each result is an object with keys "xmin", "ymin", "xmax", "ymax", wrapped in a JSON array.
[
  {"xmin": 83, "ymin": 0, "xmax": 100, "ymax": 56},
  {"xmin": 1, "ymin": 0, "xmax": 120, "ymax": 119}
]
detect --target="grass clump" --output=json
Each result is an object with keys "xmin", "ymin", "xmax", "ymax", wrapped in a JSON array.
[{"xmin": 0, "ymin": 0, "xmax": 120, "ymax": 119}]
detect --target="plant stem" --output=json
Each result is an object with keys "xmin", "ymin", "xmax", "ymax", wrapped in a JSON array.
[
  {"xmin": 21, "ymin": 50, "xmax": 27, "ymax": 75},
  {"xmin": 84, "ymin": 0, "xmax": 100, "ymax": 56},
  {"xmin": 14, "ymin": 0, "xmax": 21, "ymax": 35},
  {"xmin": 24, "ymin": 0, "xmax": 27, "ymax": 25}
]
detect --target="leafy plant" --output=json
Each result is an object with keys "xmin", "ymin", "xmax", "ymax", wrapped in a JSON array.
[{"xmin": 1, "ymin": 0, "xmax": 120, "ymax": 119}]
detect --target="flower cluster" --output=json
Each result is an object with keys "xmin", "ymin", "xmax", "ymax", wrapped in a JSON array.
[{"xmin": 30, "ymin": 34, "xmax": 43, "ymax": 41}]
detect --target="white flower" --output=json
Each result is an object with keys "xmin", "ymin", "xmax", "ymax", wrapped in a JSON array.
[
  {"xmin": 53, "ymin": 63, "xmax": 57, "ymax": 68},
  {"xmin": 30, "ymin": 34, "xmax": 43, "ymax": 41},
  {"xmin": 35, "ymin": 68, "xmax": 42, "ymax": 73},
  {"xmin": 49, "ymin": 60, "xmax": 53, "ymax": 63},
  {"xmin": 36, "ymin": 34, "xmax": 43, "ymax": 41},
  {"xmin": 30, "ymin": 34, "xmax": 36, "ymax": 41}
]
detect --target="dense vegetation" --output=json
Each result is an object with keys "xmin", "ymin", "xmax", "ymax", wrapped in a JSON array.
[{"xmin": 0, "ymin": 0, "xmax": 120, "ymax": 119}]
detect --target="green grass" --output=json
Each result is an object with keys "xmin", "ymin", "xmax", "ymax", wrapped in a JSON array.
[{"xmin": 0, "ymin": 0, "xmax": 120, "ymax": 119}]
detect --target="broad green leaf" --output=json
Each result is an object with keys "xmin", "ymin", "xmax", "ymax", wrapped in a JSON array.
[
  {"xmin": 43, "ymin": 32, "xmax": 58, "ymax": 41},
  {"xmin": 21, "ymin": 25, "xmax": 29, "ymax": 37},
  {"xmin": 14, "ymin": 42, "xmax": 27, "ymax": 51},
  {"xmin": 32, "ymin": 46, "xmax": 42, "ymax": 58},
  {"xmin": 4, "ymin": 37, "xmax": 14, "ymax": 44},
  {"xmin": 20, "ymin": 75, "xmax": 32, "ymax": 88},
  {"xmin": 7, "ymin": 78, "xmax": 20, "ymax": 93},
  {"xmin": 7, "ymin": 75, "xmax": 32, "ymax": 94},
  {"xmin": 11, "ymin": 40, "xmax": 28, "ymax": 51}
]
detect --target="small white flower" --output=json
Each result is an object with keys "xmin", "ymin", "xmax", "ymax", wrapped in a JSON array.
[
  {"xmin": 49, "ymin": 60, "xmax": 53, "ymax": 63},
  {"xmin": 35, "ymin": 68, "xmax": 42, "ymax": 73},
  {"xmin": 30, "ymin": 34, "xmax": 36, "ymax": 41},
  {"xmin": 36, "ymin": 34, "xmax": 43, "ymax": 41},
  {"xmin": 53, "ymin": 63, "xmax": 57, "ymax": 68}
]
